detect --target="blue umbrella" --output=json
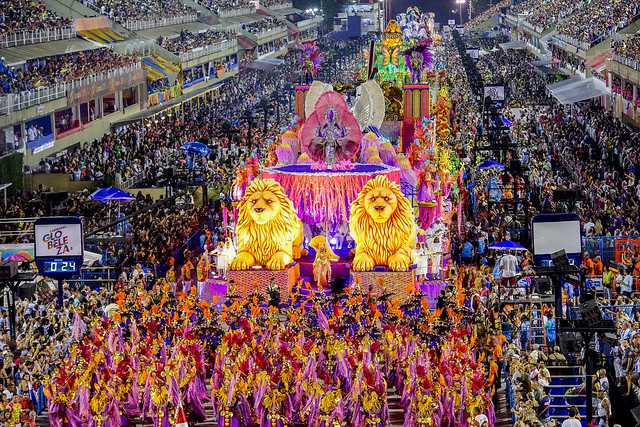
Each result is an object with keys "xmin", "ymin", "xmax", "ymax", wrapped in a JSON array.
[
  {"xmin": 181, "ymin": 141, "xmax": 210, "ymax": 156},
  {"xmin": 90, "ymin": 187, "xmax": 135, "ymax": 203},
  {"xmin": 489, "ymin": 240, "xmax": 527, "ymax": 251},
  {"xmin": 477, "ymin": 159, "xmax": 505, "ymax": 171}
]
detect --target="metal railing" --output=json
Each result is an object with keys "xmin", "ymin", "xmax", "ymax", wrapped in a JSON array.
[
  {"xmin": 266, "ymin": 2, "xmax": 292, "ymax": 10},
  {"xmin": 0, "ymin": 62, "xmax": 142, "ymax": 117},
  {"xmin": 122, "ymin": 14, "xmax": 198, "ymax": 31},
  {"xmin": 255, "ymin": 26, "xmax": 288, "ymax": 42},
  {"xmin": 178, "ymin": 38, "xmax": 238, "ymax": 62},
  {"xmin": 553, "ymin": 33, "xmax": 590, "ymax": 51},
  {"xmin": 582, "ymin": 235, "xmax": 640, "ymax": 266},
  {"xmin": 297, "ymin": 16, "xmax": 322, "ymax": 30},
  {"xmin": 67, "ymin": 266, "xmax": 118, "ymax": 290},
  {"xmin": 218, "ymin": 7, "xmax": 255, "ymax": 18},
  {"xmin": 522, "ymin": 20, "xmax": 544, "ymax": 35},
  {"xmin": 0, "ymin": 26, "xmax": 76, "ymax": 48},
  {"xmin": 612, "ymin": 53, "xmax": 640, "ymax": 71}
]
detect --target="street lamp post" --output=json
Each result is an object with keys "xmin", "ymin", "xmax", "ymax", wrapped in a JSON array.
[{"xmin": 455, "ymin": 0, "xmax": 465, "ymax": 26}]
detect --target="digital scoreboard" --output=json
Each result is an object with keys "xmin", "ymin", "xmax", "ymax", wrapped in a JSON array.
[{"xmin": 34, "ymin": 217, "xmax": 84, "ymax": 278}]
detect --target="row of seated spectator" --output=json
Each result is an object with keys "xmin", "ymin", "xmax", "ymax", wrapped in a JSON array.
[
  {"xmin": 465, "ymin": 0, "xmax": 510, "ymax": 30},
  {"xmin": 194, "ymin": 0, "xmax": 253, "ymax": 15},
  {"xmin": 0, "ymin": 0, "xmax": 71, "ymax": 37},
  {"xmin": 260, "ymin": 0, "xmax": 291, "ymax": 8},
  {"xmin": 0, "ymin": 49, "xmax": 137, "ymax": 96},
  {"xmin": 511, "ymin": 0, "xmax": 583, "ymax": 32},
  {"xmin": 84, "ymin": 0, "xmax": 196, "ymax": 24},
  {"xmin": 556, "ymin": 0, "xmax": 640, "ymax": 46},
  {"xmin": 256, "ymin": 37, "xmax": 287, "ymax": 56},
  {"xmin": 242, "ymin": 17, "xmax": 284, "ymax": 34},
  {"xmin": 157, "ymin": 29, "xmax": 229, "ymax": 54},
  {"xmin": 612, "ymin": 35, "xmax": 640, "ymax": 61}
]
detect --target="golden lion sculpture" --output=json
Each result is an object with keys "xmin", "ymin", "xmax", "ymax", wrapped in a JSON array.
[
  {"xmin": 230, "ymin": 178, "xmax": 304, "ymax": 270},
  {"xmin": 349, "ymin": 175, "xmax": 416, "ymax": 271}
]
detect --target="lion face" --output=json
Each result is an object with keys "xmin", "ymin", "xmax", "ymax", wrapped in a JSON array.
[
  {"xmin": 247, "ymin": 190, "xmax": 282, "ymax": 225},
  {"xmin": 364, "ymin": 185, "xmax": 398, "ymax": 224}
]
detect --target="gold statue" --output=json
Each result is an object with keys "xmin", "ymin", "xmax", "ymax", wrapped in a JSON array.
[
  {"xmin": 349, "ymin": 176, "xmax": 416, "ymax": 271},
  {"xmin": 382, "ymin": 20, "xmax": 403, "ymax": 66},
  {"xmin": 230, "ymin": 179, "xmax": 304, "ymax": 270}
]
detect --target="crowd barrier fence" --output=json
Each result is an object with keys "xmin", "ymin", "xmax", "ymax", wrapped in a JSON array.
[{"xmin": 0, "ymin": 26, "xmax": 75, "ymax": 48}]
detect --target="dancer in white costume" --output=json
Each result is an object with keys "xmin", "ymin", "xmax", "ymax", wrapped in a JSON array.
[
  {"xmin": 220, "ymin": 238, "xmax": 236, "ymax": 277},
  {"xmin": 430, "ymin": 230, "xmax": 443, "ymax": 276},
  {"xmin": 414, "ymin": 242, "xmax": 429, "ymax": 279}
]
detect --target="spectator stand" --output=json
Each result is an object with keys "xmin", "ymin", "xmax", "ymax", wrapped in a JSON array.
[
  {"xmin": 198, "ymin": 0, "xmax": 256, "ymax": 18},
  {"xmin": 240, "ymin": 17, "xmax": 288, "ymax": 45},
  {"xmin": 259, "ymin": 0, "xmax": 293, "ymax": 11},
  {"xmin": 0, "ymin": 48, "xmax": 142, "ymax": 121},
  {"xmin": 0, "ymin": 0, "xmax": 75, "ymax": 48}
]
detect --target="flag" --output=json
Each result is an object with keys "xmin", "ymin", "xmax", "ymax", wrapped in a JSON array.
[{"xmin": 175, "ymin": 403, "xmax": 189, "ymax": 427}]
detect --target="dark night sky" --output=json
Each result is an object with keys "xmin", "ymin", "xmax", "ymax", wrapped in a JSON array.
[{"xmin": 389, "ymin": 0, "xmax": 460, "ymax": 25}]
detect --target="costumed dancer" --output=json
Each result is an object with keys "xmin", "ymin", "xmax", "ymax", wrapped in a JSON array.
[
  {"xmin": 221, "ymin": 238, "xmax": 236, "ymax": 277},
  {"xmin": 430, "ymin": 229, "xmax": 443, "ymax": 277},
  {"xmin": 181, "ymin": 250, "xmax": 195, "ymax": 294},
  {"xmin": 415, "ymin": 242, "xmax": 429, "ymax": 281},
  {"xmin": 417, "ymin": 167, "xmax": 438, "ymax": 229},
  {"xmin": 310, "ymin": 236, "xmax": 339, "ymax": 289},
  {"xmin": 197, "ymin": 253, "xmax": 210, "ymax": 298}
]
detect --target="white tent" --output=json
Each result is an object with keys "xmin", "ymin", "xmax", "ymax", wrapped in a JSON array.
[
  {"xmin": 547, "ymin": 77, "xmax": 607, "ymax": 104},
  {"xmin": 499, "ymin": 40, "xmax": 527, "ymax": 50}
]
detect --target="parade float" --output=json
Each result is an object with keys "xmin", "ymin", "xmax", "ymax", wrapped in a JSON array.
[
  {"xmin": 226, "ymin": 67, "xmax": 462, "ymax": 300},
  {"xmin": 220, "ymin": 6, "xmax": 464, "ymax": 301}
]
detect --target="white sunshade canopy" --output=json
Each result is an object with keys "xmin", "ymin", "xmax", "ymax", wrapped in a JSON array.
[
  {"xmin": 499, "ymin": 40, "xmax": 527, "ymax": 50},
  {"xmin": 547, "ymin": 77, "xmax": 607, "ymax": 104}
]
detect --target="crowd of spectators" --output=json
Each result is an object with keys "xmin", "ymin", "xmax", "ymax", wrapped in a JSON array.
[
  {"xmin": 612, "ymin": 35, "xmax": 640, "ymax": 61},
  {"xmin": 256, "ymin": 37, "xmax": 287, "ymax": 56},
  {"xmin": 242, "ymin": 17, "xmax": 284, "ymax": 35},
  {"xmin": 260, "ymin": 0, "xmax": 291, "ymax": 8},
  {"xmin": 444, "ymin": 32, "xmax": 627, "ymax": 425},
  {"xmin": 158, "ymin": 29, "xmax": 230, "ymax": 54},
  {"xmin": 195, "ymin": 0, "xmax": 253, "ymax": 15},
  {"xmin": 509, "ymin": 0, "xmax": 581, "ymax": 31},
  {"xmin": 464, "ymin": 0, "xmax": 510, "ymax": 30},
  {"xmin": 84, "ymin": 0, "xmax": 196, "ymax": 23},
  {"xmin": 0, "ymin": 48, "xmax": 137, "ymax": 95},
  {"xmin": 0, "ymin": 0, "xmax": 71, "ymax": 37},
  {"xmin": 556, "ymin": 0, "xmax": 640, "ymax": 45},
  {"xmin": 476, "ymin": 49, "xmax": 552, "ymax": 107}
]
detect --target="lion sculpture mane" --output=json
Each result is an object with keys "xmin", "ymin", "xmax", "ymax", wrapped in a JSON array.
[
  {"xmin": 349, "ymin": 175, "xmax": 416, "ymax": 271},
  {"xmin": 230, "ymin": 178, "xmax": 304, "ymax": 270}
]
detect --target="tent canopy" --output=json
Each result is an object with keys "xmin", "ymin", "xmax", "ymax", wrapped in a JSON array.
[
  {"xmin": 489, "ymin": 240, "xmax": 527, "ymax": 251},
  {"xmin": 499, "ymin": 40, "xmax": 526, "ymax": 50},
  {"xmin": 477, "ymin": 159, "xmax": 505, "ymax": 171},
  {"xmin": 90, "ymin": 187, "xmax": 135, "ymax": 203},
  {"xmin": 245, "ymin": 57, "xmax": 285, "ymax": 72},
  {"xmin": 181, "ymin": 141, "xmax": 211, "ymax": 155},
  {"xmin": 547, "ymin": 77, "xmax": 607, "ymax": 104}
]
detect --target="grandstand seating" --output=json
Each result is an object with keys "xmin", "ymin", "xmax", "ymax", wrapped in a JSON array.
[{"xmin": 548, "ymin": 365, "xmax": 588, "ymax": 426}]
